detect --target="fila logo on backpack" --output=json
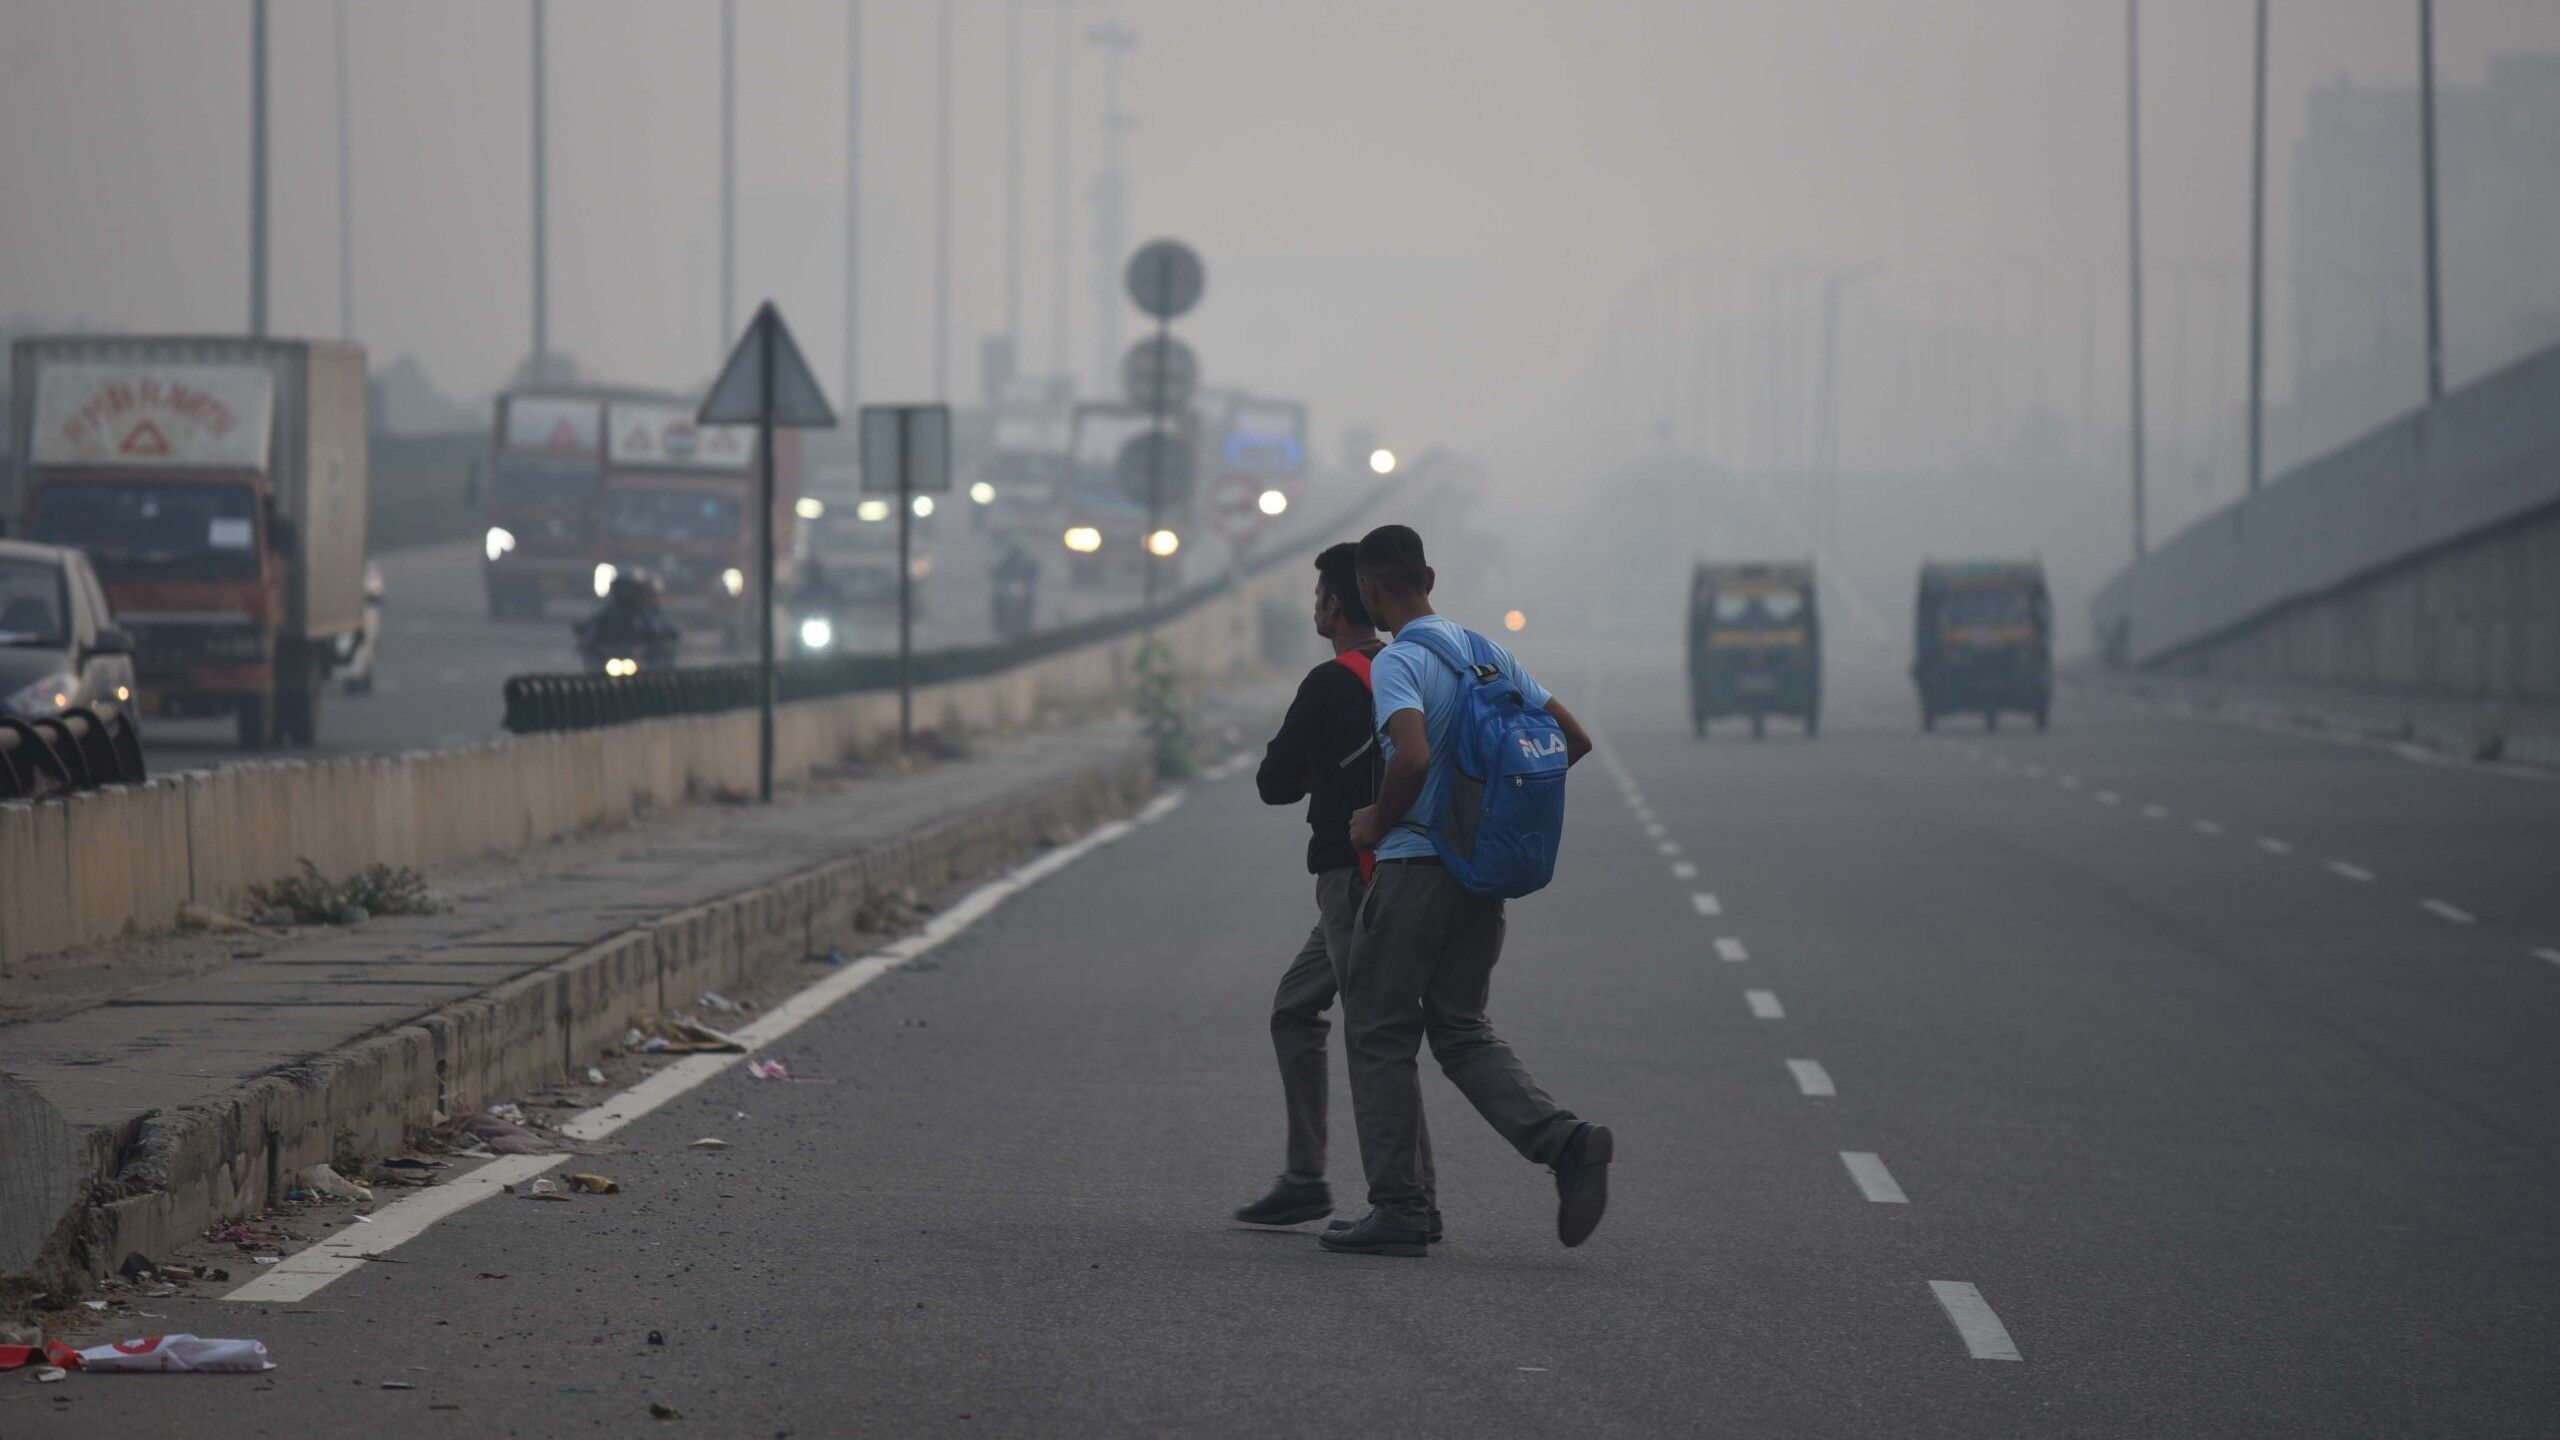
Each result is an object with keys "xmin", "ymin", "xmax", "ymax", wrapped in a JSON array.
[{"xmin": 1398, "ymin": 625, "xmax": 1570, "ymax": 899}]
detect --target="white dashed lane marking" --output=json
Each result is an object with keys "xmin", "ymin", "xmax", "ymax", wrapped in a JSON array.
[
  {"xmin": 1786, "ymin": 1059, "xmax": 1836, "ymax": 1097},
  {"xmin": 1928, "ymin": 1281, "xmax": 2023, "ymax": 1362},
  {"xmin": 1714, "ymin": 937, "xmax": 1749, "ymax": 963},
  {"xmin": 1670, "ymin": 861, "xmax": 1697, "ymax": 880},
  {"xmin": 2058, "ymin": 775, "xmax": 2082, "ymax": 790},
  {"xmin": 1745, "ymin": 990, "xmax": 1784, "ymax": 1020},
  {"xmin": 1644, "ymin": 822, "xmax": 1666, "ymax": 839},
  {"xmin": 2094, "ymin": 790, "xmax": 2122, "ymax": 806},
  {"xmin": 2258, "ymin": 837, "xmax": 2294, "ymax": 855},
  {"xmin": 2328, "ymin": 861, "xmax": 2376, "ymax": 883},
  {"xmin": 2420, "ymin": 899, "xmax": 2476, "ymax": 926},
  {"xmin": 1840, "ymin": 1151, "xmax": 1908, "ymax": 1203},
  {"xmin": 1658, "ymin": 841, "xmax": 1683, "ymax": 857},
  {"xmin": 1691, "ymin": 893, "xmax": 1723, "ymax": 917},
  {"xmin": 2537, "ymin": 948, "xmax": 2560, "ymax": 969},
  {"xmin": 2193, "ymin": 819, "xmax": 2225, "ymax": 836},
  {"xmin": 2141, "ymin": 803, "xmax": 2169, "ymax": 820}
]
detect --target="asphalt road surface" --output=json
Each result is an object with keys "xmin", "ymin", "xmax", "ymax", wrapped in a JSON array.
[{"xmin": 35, "ymin": 640, "xmax": 2560, "ymax": 1436}]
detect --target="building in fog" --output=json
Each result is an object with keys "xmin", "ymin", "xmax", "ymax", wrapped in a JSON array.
[{"xmin": 2288, "ymin": 54, "xmax": 2560, "ymax": 464}]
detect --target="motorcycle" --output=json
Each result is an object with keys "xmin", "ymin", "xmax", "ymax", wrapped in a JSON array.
[{"xmin": 574, "ymin": 573, "xmax": 682, "ymax": 677}]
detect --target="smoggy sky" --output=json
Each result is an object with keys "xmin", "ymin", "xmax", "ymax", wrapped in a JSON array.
[{"xmin": 4, "ymin": 0, "xmax": 2555, "ymax": 471}]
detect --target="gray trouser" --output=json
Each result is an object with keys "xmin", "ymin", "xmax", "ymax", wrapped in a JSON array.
[
  {"xmin": 1271, "ymin": 868, "xmax": 1433, "ymax": 1192},
  {"xmin": 1342, "ymin": 860, "xmax": 1580, "ymax": 1224}
]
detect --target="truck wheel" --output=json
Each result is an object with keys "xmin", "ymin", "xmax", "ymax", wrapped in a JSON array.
[{"xmin": 236, "ymin": 696, "xmax": 275, "ymax": 750}]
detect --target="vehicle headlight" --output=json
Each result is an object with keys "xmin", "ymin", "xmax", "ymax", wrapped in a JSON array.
[
  {"xmin": 794, "ymin": 497, "xmax": 826, "ymax": 520},
  {"xmin": 856, "ymin": 500, "xmax": 891, "ymax": 523},
  {"xmin": 1063, "ymin": 526, "xmax": 1102, "ymax": 554},
  {"xmin": 721, "ymin": 567, "xmax": 746, "ymax": 597},
  {"xmin": 5, "ymin": 672, "xmax": 78, "ymax": 719},
  {"xmin": 911, "ymin": 495, "xmax": 936, "ymax": 519},
  {"xmin": 604, "ymin": 657, "xmax": 637, "ymax": 677},
  {"xmin": 969, "ymin": 481, "xmax": 996, "ymax": 506},
  {"xmin": 484, "ymin": 526, "xmax": 517, "ymax": 562},
  {"xmin": 798, "ymin": 616, "xmax": 834, "ymax": 651},
  {"xmin": 593, "ymin": 562, "xmax": 618, "ymax": 598},
  {"xmin": 1257, "ymin": 488, "xmax": 1289, "ymax": 516},
  {"xmin": 1146, "ymin": 528, "xmax": 1180, "ymax": 558}
]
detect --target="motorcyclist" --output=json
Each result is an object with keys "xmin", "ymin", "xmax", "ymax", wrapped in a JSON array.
[
  {"xmin": 991, "ymin": 540, "xmax": 1038, "ymax": 640},
  {"xmin": 576, "ymin": 570, "xmax": 681, "ymax": 669},
  {"xmin": 791, "ymin": 555, "xmax": 850, "ymax": 654}
]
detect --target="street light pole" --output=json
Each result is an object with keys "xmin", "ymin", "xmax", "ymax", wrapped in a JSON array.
[
  {"xmin": 843, "ymin": 0, "xmax": 862, "ymax": 416},
  {"xmin": 721, "ymin": 0, "xmax": 737, "ymax": 347},
  {"xmin": 531, "ymin": 0, "xmax": 548, "ymax": 377},
  {"xmin": 2125, "ymin": 0, "xmax": 2149, "ymax": 559},
  {"xmin": 250, "ymin": 0, "xmax": 268, "ymax": 337},
  {"xmin": 334, "ymin": 0, "xmax": 354, "ymax": 342},
  {"xmin": 1005, "ymin": 0, "xmax": 1025, "ymax": 357},
  {"xmin": 2246, "ymin": 0, "xmax": 2268, "ymax": 492},
  {"xmin": 1050, "ymin": 1, "xmax": 1078, "ymax": 388},
  {"xmin": 2418, "ymin": 0, "xmax": 2445, "ymax": 404},
  {"xmin": 934, "ymin": 0, "xmax": 954, "ymax": 400},
  {"xmin": 1087, "ymin": 21, "xmax": 1138, "ymax": 393}
]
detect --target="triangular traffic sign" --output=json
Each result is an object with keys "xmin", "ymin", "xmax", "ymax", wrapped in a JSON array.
[{"xmin": 700, "ymin": 301, "xmax": 837, "ymax": 428}]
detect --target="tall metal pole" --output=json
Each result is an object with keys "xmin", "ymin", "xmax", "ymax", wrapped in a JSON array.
[
  {"xmin": 531, "ymin": 0, "xmax": 548, "ymax": 377},
  {"xmin": 843, "ymin": 1, "xmax": 862, "ymax": 416},
  {"xmin": 250, "ymin": 0, "xmax": 268, "ymax": 337},
  {"xmin": 1005, "ymin": 0, "xmax": 1025, "ymax": 356},
  {"xmin": 756, "ymin": 323, "xmax": 776, "ymax": 803},
  {"xmin": 1088, "ymin": 22, "xmax": 1137, "ymax": 394},
  {"xmin": 2125, "ymin": 0, "xmax": 2148, "ymax": 559},
  {"xmin": 897, "ymin": 419, "xmax": 914, "ymax": 751},
  {"xmin": 1142, "ymin": 305, "xmax": 1168, "ymax": 620},
  {"xmin": 334, "ymin": 0, "xmax": 354, "ymax": 341},
  {"xmin": 1051, "ymin": 1, "xmax": 1077, "ymax": 386},
  {"xmin": 721, "ymin": 0, "xmax": 738, "ymax": 347},
  {"xmin": 934, "ymin": 0, "xmax": 954, "ymax": 400},
  {"xmin": 2246, "ymin": 0, "xmax": 2268, "ymax": 491},
  {"xmin": 2418, "ymin": 0, "xmax": 2445, "ymax": 404}
]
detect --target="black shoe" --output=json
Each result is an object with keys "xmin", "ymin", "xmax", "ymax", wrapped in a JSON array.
[
  {"xmin": 1234, "ymin": 1176, "xmax": 1332, "ymax": 1228},
  {"xmin": 1552, "ymin": 1122, "xmax": 1614, "ymax": 1248},
  {"xmin": 1316, "ymin": 1209, "xmax": 1430, "ymax": 1258},
  {"xmin": 1328, "ymin": 1208, "xmax": 1443, "ymax": 1244}
]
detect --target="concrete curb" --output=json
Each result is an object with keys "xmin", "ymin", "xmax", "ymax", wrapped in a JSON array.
[
  {"xmin": 2069, "ymin": 673, "xmax": 2560, "ymax": 775},
  {"xmin": 31, "ymin": 743, "xmax": 1154, "ymax": 1290}
]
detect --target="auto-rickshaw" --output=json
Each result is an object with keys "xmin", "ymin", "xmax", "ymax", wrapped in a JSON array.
[
  {"xmin": 1912, "ymin": 559, "xmax": 2052, "ymax": 732},
  {"xmin": 1687, "ymin": 561, "xmax": 1821, "ymax": 738}
]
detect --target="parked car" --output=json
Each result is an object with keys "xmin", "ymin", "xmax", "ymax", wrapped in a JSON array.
[{"xmin": 0, "ymin": 538, "xmax": 137, "ymax": 722}]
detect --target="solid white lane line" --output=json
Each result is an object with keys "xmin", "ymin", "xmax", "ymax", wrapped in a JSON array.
[
  {"xmin": 1786, "ymin": 1059, "xmax": 1835, "ymax": 1097},
  {"xmin": 1840, "ymin": 1151, "xmax": 1908, "ymax": 1203},
  {"xmin": 1671, "ymin": 861, "xmax": 1698, "ymax": 880},
  {"xmin": 1692, "ymin": 892, "xmax": 1723, "ymax": 917},
  {"xmin": 2258, "ymin": 837, "xmax": 2294, "ymax": 855},
  {"xmin": 2193, "ymin": 819, "xmax": 2225, "ymax": 836},
  {"xmin": 2328, "ymin": 860, "xmax": 2375, "ymax": 883},
  {"xmin": 1714, "ymin": 936, "xmax": 1749, "ymax": 962},
  {"xmin": 2536, "ymin": 948, "xmax": 2560, "ymax": 968},
  {"xmin": 1658, "ymin": 840, "xmax": 1683, "ymax": 857},
  {"xmin": 2141, "ymin": 803, "xmax": 2169, "ymax": 820},
  {"xmin": 2420, "ymin": 899, "xmax": 2476, "ymax": 926},
  {"xmin": 225, "ymin": 787, "xmax": 1190, "ymax": 1305},
  {"xmin": 1745, "ymin": 989, "xmax": 1784, "ymax": 1020},
  {"xmin": 1928, "ymin": 1281, "xmax": 2023, "ymax": 1361}
]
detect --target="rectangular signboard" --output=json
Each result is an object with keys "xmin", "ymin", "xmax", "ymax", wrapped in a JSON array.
[
  {"xmin": 606, "ymin": 400, "xmax": 755, "ymax": 472},
  {"xmin": 500, "ymin": 396, "xmax": 602, "ymax": 456},
  {"xmin": 1222, "ymin": 399, "xmax": 1307, "ymax": 477},
  {"xmin": 858, "ymin": 405, "xmax": 952, "ymax": 494},
  {"xmin": 30, "ymin": 362, "xmax": 275, "ymax": 470}
]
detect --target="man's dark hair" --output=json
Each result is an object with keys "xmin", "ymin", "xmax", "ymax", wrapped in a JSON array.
[
  {"xmin": 1313, "ymin": 542, "xmax": 1371, "ymax": 628},
  {"xmin": 1355, "ymin": 524, "xmax": 1430, "ymax": 598}
]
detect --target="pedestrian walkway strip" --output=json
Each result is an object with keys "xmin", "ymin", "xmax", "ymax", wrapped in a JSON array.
[
  {"xmin": 1839, "ymin": 1151, "xmax": 1907, "ymax": 1203},
  {"xmin": 1714, "ymin": 936, "xmax": 1749, "ymax": 962},
  {"xmin": 224, "ymin": 786, "xmax": 1193, "ymax": 1306},
  {"xmin": 1745, "ymin": 989, "xmax": 1784, "ymax": 1020},
  {"xmin": 1927, "ymin": 1281, "xmax": 2022, "ymax": 1361},
  {"xmin": 1786, "ymin": 1059, "xmax": 1835, "ymax": 1097}
]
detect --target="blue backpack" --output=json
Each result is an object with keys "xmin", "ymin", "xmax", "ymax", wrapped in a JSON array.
[{"xmin": 1397, "ymin": 625, "xmax": 1571, "ymax": 899}]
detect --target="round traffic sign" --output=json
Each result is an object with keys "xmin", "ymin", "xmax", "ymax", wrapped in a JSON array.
[
  {"xmin": 1125, "ymin": 239, "xmax": 1206, "ymax": 320},
  {"xmin": 1209, "ymin": 472, "xmax": 1264, "ymax": 544},
  {"xmin": 1116, "ymin": 430, "xmax": 1196, "ymax": 507},
  {"xmin": 1120, "ymin": 336, "xmax": 1199, "ymax": 411}
]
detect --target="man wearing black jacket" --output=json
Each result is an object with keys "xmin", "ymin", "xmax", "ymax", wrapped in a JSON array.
[{"xmin": 1235, "ymin": 544, "xmax": 1435, "ymax": 1233}]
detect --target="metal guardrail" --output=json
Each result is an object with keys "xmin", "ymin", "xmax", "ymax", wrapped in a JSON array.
[
  {"xmin": 504, "ymin": 486, "xmax": 1392, "ymax": 735},
  {"xmin": 0, "ymin": 707, "xmax": 147, "ymax": 801}
]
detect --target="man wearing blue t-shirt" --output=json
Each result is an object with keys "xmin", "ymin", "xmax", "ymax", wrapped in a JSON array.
[{"xmin": 1323, "ymin": 523, "xmax": 1614, "ymax": 1258}]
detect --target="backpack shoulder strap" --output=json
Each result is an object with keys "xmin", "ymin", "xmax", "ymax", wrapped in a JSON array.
[
  {"xmin": 1399, "ymin": 623, "xmax": 1497, "ymax": 682},
  {"xmin": 1332, "ymin": 648, "xmax": 1373, "ymax": 688}
]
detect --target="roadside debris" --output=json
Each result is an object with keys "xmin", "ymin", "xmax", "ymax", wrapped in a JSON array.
[
  {"xmin": 624, "ymin": 1013, "xmax": 750, "ymax": 1054},
  {"xmin": 301, "ymin": 1163, "xmax": 373, "ymax": 1203},
  {"xmin": 746, "ymin": 1059, "xmax": 790, "ymax": 1081},
  {"xmin": 175, "ymin": 902, "xmax": 264, "ymax": 935},
  {"xmin": 461, "ymin": 1113, "xmax": 556, "ymax": 1155},
  {"xmin": 650, "ymin": 1401, "xmax": 682, "ymax": 1419},
  {"xmin": 2, "ymin": 1335, "xmax": 277, "ymax": 1374},
  {"xmin": 586, "ymin": 1066, "xmax": 607, "ymax": 1085},
  {"xmin": 566, "ymin": 1173, "xmax": 620, "ymax": 1194},
  {"xmin": 688, "ymin": 1137, "xmax": 728, "ymax": 1151}
]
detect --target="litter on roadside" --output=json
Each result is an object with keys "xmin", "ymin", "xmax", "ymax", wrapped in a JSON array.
[
  {"xmin": 688, "ymin": 1137, "xmax": 729, "ymax": 1151},
  {"xmin": 5, "ymin": 1335, "xmax": 278, "ymax": 1374},
  {"xmin": 746, "ymin": 1059, "xmax": 790, "ymax": 1081},
  {"xmin": 301, "ymin": 1163, "xmax": 372, "ymax": 1203},
  {"xmin": 566, "ymin": 1173, "xmax": 619, "ymax": 1194},
  {"xmin": 586, "ymin": 1066, "xmax": 607, "ymax": 1085}
]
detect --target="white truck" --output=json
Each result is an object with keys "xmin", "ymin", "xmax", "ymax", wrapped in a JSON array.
[{"xmin": 6, "ymin": 336, "xmax": 370, "ymax": 748}]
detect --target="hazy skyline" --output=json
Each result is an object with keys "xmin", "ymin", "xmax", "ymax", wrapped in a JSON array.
[{"xmin": 5, "ymin": 0, "xmax": 2557, "ymax": 482}]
